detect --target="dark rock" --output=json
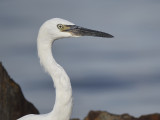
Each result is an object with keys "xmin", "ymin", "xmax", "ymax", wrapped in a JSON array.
[
  {"xmin": 0, "ymin": 62, "xmax": 39, "ymax": 120},
  {"xmin": 84, "ymin": 111, "xmax": 135, "ymax": 120},
  {"xmin": 84, "ymin": 111, "xmax": 160, "ymax": 120},
  {"xmin": 138, "ymin": 113, "xmax": 160, "ymax": 120},
  {"xmin": 71, "ymin": 118, "xmax": 80, "ymax": 120}
]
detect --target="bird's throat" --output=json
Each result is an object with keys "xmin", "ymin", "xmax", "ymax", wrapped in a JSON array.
[{"xmin": 37, "ymin": 35, "xmax": 73, "ymax": 120}]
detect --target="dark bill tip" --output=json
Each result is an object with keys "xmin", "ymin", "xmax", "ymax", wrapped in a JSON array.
[
  {"xmin": 79, "ymin": 27, "xmax": 114, "ymax": 38},
  {"xmin": 65, "ymin": 25, "xmax": 114, "ymax": 38}
]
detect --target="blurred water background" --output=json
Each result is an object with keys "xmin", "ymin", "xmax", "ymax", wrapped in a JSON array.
[{"xmin": 0, "ymin": 0, "xmax": 160, "ymax": 119}]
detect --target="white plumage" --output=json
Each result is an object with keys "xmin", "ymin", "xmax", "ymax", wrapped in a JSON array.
[{"xmin": 18, "ymin": 18, "xmax": 113, "ymax": 120}]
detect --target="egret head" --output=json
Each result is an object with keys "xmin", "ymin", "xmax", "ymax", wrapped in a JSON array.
[{"xmin": 39, "ymin": 18, "xmax": 113, "ymax": 42}]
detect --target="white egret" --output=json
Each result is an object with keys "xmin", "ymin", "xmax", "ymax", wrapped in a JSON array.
[{"xmin": 18, "ymin": 18, "xmax": 113, "ymax": 120}]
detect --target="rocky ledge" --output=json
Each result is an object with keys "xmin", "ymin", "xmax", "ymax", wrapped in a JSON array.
[
  {"xmin": 0, "ymin": 62, "xmax": 39, "ymax": 120},
  {"xmin": 83, "ymin": 111, "xmax": 160, "ymax": 120}
]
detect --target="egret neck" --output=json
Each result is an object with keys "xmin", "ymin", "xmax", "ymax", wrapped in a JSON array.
[
  {"xmin": 17, "ymin": 18, "xmax": 113, "ymax": 120},
  {"xmin": 37, "ymin": 27, "xmax": 72, "ymax": 120}
]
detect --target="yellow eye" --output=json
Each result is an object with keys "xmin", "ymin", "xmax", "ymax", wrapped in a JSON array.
[{"xmin": 57, "ymin": 24, "xmax": 64, "ymax": 30}]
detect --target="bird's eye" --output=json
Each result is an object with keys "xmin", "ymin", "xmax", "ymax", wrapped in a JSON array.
[{"xmin": 57, "ymin": 24, "xmax": 64, "ymax": 30}]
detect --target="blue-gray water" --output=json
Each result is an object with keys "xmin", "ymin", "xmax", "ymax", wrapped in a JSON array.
[{"xmin": 0, "ymin": 0, "xmax": 160, "ymax": 119}]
